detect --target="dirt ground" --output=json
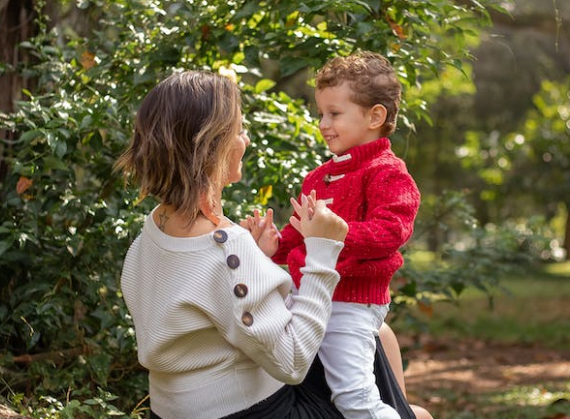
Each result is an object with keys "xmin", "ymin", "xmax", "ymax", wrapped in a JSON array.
[{"xmin": 400, "ymin": 334, "xmax": 570, "ymax": 416}]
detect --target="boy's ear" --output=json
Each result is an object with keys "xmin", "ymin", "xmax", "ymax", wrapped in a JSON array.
[{"xmin": 369, "ymin": 104, "xmax": 387, "ymax": 129}]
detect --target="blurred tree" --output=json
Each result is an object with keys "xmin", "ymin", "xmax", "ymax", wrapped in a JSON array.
[
  {"xmin": 473, "ymin": 0, "xmax": 570, "ymax": 134},
  {"xmin": 394, "ymin": 0, "xmax": 570, "ymax": 254},
  {"xmin": 504, "ymin": 78, "xmax": 570, "ymax": 258}
]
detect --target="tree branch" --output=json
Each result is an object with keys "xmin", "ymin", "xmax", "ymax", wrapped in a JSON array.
[{"xmin": 9, "ymin": 346, "xmax": 91, "ymax": 364}]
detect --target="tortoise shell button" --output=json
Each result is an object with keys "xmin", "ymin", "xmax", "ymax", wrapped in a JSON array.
[
  {"xmin": 213, "ymin": 230, "xmax": 228, "ymax": 243},
  {"xmin": 226, "ymin": 254, "xmax": 240, "ymax": 269},
  {"xmin": 234, "ymin": 283, "xmax": 248, "ymax": 298},
  {"xmin": 241, "ymin": 311, "xmax": 254, "ymax": 326}
]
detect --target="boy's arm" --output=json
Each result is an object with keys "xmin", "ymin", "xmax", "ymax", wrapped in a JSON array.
[
  {"xmin": 272, "ymin": 218, "xmax": 304, "ymax": 265},
  {"xmin": 342, "ymin": 169, "xmax": 420, "ymax": 259}
]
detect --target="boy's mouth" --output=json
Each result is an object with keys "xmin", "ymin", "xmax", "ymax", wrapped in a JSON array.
[{"xmin": 323, "ymin": 134, "xmax": 337, "ymax": 142}]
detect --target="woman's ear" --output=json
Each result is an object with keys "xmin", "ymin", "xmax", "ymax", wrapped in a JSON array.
[{"xmin": 369, "ymin": 104, "xmax": 387, "ymax": 129}]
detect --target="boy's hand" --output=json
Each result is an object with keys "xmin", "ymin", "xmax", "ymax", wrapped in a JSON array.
[
  {"xmin": 290, "ymin": 191, "xmax": 347, "ymax": 242},
  {"xmin": 240, "ymin": 208, "xmax": 280, "ymax": 257}
]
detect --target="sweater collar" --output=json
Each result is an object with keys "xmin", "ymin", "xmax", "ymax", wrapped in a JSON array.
[{"xmin": 327, "ymin": 138, "xmax": 390, "ymax": 175}]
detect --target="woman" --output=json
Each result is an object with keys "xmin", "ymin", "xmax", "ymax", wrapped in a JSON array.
[{"xmin": 114, "ymin": 70, "xmax": 349, "ymax": 419}]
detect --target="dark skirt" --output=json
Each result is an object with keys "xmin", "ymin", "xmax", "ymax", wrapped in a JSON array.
[
  {"xmin": 150, "ymin": 336, "xmax": 416, "ymax": 419},
  {"xmin": 149, "ymin": 382, "xmax": 340, "ymax": 419}
]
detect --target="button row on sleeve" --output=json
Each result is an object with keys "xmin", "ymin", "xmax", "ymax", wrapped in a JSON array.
[{"xmin": 213, "ymin": 231, "xmax": 253, "ymax": 326}]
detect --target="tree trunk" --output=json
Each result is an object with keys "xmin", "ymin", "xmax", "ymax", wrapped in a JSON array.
[
  {"xmin": 562, "ymin": 202, "xmax": 570, "ymax": 260},
  {"xmin": 0, "ymin": 0, "xmax": 37, "ymax": 112},
  {"xmin": 0, "ymin": 0, "xmax": 37, "ymax": 182},
  {"xmin": 0, "ymin": 404, "xmax": 30, "ymax": 419}
]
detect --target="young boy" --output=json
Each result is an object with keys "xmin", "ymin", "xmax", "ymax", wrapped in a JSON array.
[{"xmin": 246, "ymin": 51, "xmax": 420, "ymax": 419}]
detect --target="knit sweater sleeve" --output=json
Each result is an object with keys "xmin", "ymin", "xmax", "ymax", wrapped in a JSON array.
[
  {"xmin": 342, "ymin": 163, "xmax": 420, "ymax": 259},
  {"xmin": 213, "ymin": 234, "xmax": 343, "ymax": 384}
]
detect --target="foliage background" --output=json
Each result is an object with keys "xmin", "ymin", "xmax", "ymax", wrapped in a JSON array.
[{"xmin": 0, "ymin": 0, "xmax": 567, "ymax": 417}]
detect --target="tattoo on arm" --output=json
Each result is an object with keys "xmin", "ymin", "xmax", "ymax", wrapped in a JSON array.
[{"xmin": 158, "ymin": 208, "xmax": 169, "ymax": 231}]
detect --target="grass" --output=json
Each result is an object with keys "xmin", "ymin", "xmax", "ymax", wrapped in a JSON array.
[
  {"xmin": 420, "ymin": 385, "xmax": 570, "ymax": 419},
  {"xmin": 393, "ymin": 260, "xmax": 570, "ymax": 418},
  {"xmin": 412, "ymin": 261, "xmax": 570, "ymax": 350}
]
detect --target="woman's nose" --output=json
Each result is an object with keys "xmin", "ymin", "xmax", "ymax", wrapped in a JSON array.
[{"xmin": 240, "ymin": 130, "xmax": 251, "ymax": 146}]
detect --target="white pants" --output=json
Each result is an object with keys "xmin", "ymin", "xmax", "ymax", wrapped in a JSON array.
[{"xmin": 318, "ymin": 302, "xmax": 401, "ymax": 419}]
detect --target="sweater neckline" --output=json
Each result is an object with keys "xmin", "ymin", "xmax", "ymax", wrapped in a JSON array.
[
  {"xmin": 144, "ymin": 206, "xmax": 244, "ymax": 252},
  {"xmin": 327, "ymin": 138, "xmax": 390, "ymax": 175}
]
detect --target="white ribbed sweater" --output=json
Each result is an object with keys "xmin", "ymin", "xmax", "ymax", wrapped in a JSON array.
[{"xmin": 120, "ymin": 211, "xmax": 344, "ymax": 419}]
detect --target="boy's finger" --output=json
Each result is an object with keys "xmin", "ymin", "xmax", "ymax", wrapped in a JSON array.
[
  {"xmin": 290, "ymin": 216, "xmax": 301, "ymax": 233},
  {"xmin": 290, "ymin": 197, "xmax": 302, "ymax": 215}
]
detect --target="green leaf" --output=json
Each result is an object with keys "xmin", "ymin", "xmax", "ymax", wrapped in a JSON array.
[
  {"xmin": 48, "ymin": 135, "xmax": 68, "ymax": 158},
  {"xmin": 18, "ymin": 129, "xmax": 44, "ymax": 143},
  {"xmin": 43, "ymin": 155, "xmax": 69, "ymax": 171},
  {"xmin": 0, "ymin": 240, "xmax": 11, "ymax": 258},
  {"xmin": 279, "ymin": 58, "xmax": 310, "ymax": 77},
  {"xmin": 255, "ymin": 79, "xmax": 276, "ymax": 93},
  {"xmin": 80, "ymin": 114, "xmax": 94, "ymax": 130}
]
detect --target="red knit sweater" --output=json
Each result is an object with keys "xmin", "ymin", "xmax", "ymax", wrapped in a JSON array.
[{"xmin": 272, "ymin": 138, "xmax": 420, "ymax": 305}]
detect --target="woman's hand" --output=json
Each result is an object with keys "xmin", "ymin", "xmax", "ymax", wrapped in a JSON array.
[
  {"xmin": 240, "ymin": 208, "xmax": 280, "ymax": 257},
  {"xmin": 290, "ymin": 190, "xmax": 348, "ymax": 242}
]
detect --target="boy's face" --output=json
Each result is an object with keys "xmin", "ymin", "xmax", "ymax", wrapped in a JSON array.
[{"xmin": 315, "ymin": 82, "xmax": 383, "ymax": 155}]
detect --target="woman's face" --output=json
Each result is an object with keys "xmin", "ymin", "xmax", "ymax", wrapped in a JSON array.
[{"xmin": 226, "ymin": 126, "xmax": 250, "ymax": 184}]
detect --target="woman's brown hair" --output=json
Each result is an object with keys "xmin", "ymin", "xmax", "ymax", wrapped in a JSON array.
[
  {"xmin": 114, "ymin": 71, "xmax": 241, "ymax": 223},
  {"xmin": 315, "ymin": 51, "xmax": 401, "ymax": 136}
]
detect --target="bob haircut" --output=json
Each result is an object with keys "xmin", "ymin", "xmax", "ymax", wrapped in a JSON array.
[
  {"xmin": 115, "ymin": 70, "xmax": 242, "ymax": 222},
  {"xmin": 315, "ymin": 51, "xmax": 401, "ymax": 137}
]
